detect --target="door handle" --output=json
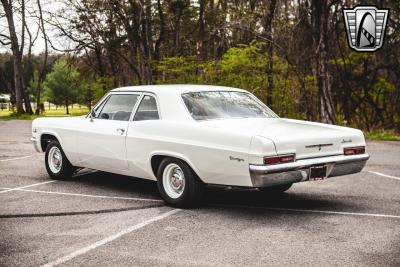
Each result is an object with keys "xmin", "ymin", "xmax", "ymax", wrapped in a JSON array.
[{"xmin": 116, "ymin": 128, "xmax": 126, "ymax": 135}]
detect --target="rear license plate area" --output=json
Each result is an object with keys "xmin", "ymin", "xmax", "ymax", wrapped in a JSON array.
[{"xmin": 309, "ymin": 165, "xmax": 327, "ymax": 180}]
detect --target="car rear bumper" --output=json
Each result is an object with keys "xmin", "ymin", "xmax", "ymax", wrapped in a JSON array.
[{"xmin": 249, "ymin": 154, "xmax": 369, "ymax": 187}]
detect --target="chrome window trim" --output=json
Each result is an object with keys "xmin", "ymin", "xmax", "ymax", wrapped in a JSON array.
[
  {"xmin": 180, "ymin": 90, "xmax": 278, "ymax": 121},
  {"xmin": 131, "ymin": 92, "xmax": 162, "ymax": 121},
  {"xmin": 86, "ymin": 93, "xmax": 110, "ymax": 118},
  {"xmin": 95, "ymin": 92, "xmax": 142, "ymax": 121},
  {"xmin": 128, "ymin": 93, "xmax": 144, "ymax": 121}
]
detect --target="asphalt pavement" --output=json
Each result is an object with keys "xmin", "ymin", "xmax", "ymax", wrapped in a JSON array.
[{"xmin": 0, "ymin": 120, "xmax": 399, "ymax": 266}]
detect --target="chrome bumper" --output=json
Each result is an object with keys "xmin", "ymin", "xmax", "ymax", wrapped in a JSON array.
[
  {"xmin": 249, "ymin": 154, "xmax": 369, "ymax": 187},
  {"xmin": 30, "ymin": 137, "xmax": 41, "ymax": 152}
]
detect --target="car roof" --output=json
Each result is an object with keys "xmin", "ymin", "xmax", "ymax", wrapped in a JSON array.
[
  {"xmin": 109, "ymin": 84, "xmax": 250, "ymax": 121},
  {"xmin": 110, "ymin": 84, "xmax": 247, "ymax": 94}
]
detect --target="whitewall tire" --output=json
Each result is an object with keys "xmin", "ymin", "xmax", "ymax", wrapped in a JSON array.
[
  {"xmin": 45, "ymin": 141, "xmax": 74, "ymax": 180},
  {"xmin": 157, "ymin": 158, "xmax": 204, "ymax": 208}
]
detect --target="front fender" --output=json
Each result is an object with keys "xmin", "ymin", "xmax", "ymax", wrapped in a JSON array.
[{"xmin": 38, "ymin": 130, "xmax": 64, "ymax": 152}]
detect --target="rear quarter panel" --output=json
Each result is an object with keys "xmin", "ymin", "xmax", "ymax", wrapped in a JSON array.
[{"xmin": 126, "ymin": 120, "xmax": 256, "ymax": 187}]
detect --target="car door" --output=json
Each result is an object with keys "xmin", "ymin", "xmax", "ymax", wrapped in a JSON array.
[{"xmin": 76, "ymin": 92, "xmax": 141, "ymax": 173}]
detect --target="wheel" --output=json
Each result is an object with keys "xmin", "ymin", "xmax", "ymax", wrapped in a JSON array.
[
  {"xmin": 45, "ymin": 141, "xmax": 74, "ymax": 180},
  {"xmin": 157, "ymin": 158, "xmax": 204, "ymax": 208},
  {"xmin": 259, "ymin": 183, "xmax": 293, "ymax": 195}
]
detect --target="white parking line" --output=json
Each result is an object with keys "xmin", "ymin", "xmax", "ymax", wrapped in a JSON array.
[
  {"xmin": 211, "ymin": 204, "xmax": 400, "ymax": 219},
  {"xmin": 41, "ymin": 209, "xmax": 181, "ymax": 267},
  {"xmin": 264, "ymin": 207, "xmax": 400, "ymax": 219},
  {"xmin": 4, "ymin": 187, "xmax": 400, "ymax": 218},
  {"xmin": 0, "ymin": 181, "xmax": 56, "ymax": 194},
  {"xmin": 8, "ymin": 188, "xmax": 163, "ymax": 202},
  {"xmin": 0, "ymin": 155, "xmax": 36, "ymax": 162},
  {"xmin": 368, "ymin": 171, "xmax": 400, "ymax": 181}
]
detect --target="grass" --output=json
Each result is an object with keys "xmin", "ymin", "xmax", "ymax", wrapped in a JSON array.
[
  {"xmin": 0, "ymin": 106, "xmax": 89, "ymax": 120},
  {"xmin": 364, "ymin": 130, "xmax": 400, "ymax": 141}
]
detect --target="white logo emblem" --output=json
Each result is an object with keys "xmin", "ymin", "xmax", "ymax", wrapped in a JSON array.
[{"xmin": 343, "ymin": 6, "xmax": 389, "ymax": 52}]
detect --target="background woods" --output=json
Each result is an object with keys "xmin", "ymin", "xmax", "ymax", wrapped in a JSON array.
[{"xmin": 0, "ymin": 0, "xmax": 399, "ymax": 132}]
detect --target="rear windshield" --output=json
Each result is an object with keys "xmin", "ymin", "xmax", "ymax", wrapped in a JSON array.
[{"xmin": 181, "ymin": 91, "xmax": 278, "ymax": 121}]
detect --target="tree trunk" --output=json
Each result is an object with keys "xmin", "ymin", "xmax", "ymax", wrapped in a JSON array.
[
  {"xmin": 65, "ymin": 99, "xmax": 69, "ymax": 115},
  {"xmin": 1, "ymin": 0, "xmax": 25, "ymax": 114},
  {"xmin": 197, "ymin": 0, "xmax": 206, "ymax": 61},
  {"xmin": 112, "ymin": 0, "xmax": 149, "ymax": 84},
  {"xmin": 35, "ymin": 0, "xmax": 49, "ymax": 115},
  {"xmin": 173, "ymin": 5, "xmax": 183, "ymax": 56},
  {"xmin": 263, "ymin": 0, "xmax": 277, "ymax": 106},
  {"xmin": 23, "ymin": 88, "xmax": 33, "ymax": 114},
  {"xmin": 94, "ymin": 46, "xmax": 105, "ymax": 77},
  {"xmin": 154, "ymin": 0, "xmax": 165, "ymax": 61},
  {"xmin": 143, "ymin": 0, "xmax": 153, "ymax": 84},
  {"xmin": 20, "ymin": 0, "xmax": 33, "ymax": 114},
  {"xmin": 311, "ymin": 0, "xmax": 335, "ymax": 124}
]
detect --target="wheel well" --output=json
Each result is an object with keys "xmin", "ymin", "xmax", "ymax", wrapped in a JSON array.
[
  {"xmin": 150, "ymin": 155, "xmax": 199, "ymax": 180},
  {"xmin": 40, "ymin": 134, "xmax": 59, "ymax": 152},
  {"xmin": 151, "ymin": 155, "xmax": 166, "ymax": 178}
]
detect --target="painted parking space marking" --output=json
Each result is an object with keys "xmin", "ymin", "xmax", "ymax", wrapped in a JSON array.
[
  {"xmin": 0, "ymin": 155, "xmax": 36, "ymax": 162},
  {"xmin": 0, "ymin": 187, "xmax": 163, "ymax": 202},
  {"xmin": 0, "ymin": 185, "xmax": 398, "ymax": 219},
  {"xmin": 0, "ymin": 180, "xmax": 57, "ymax": 194},
  {"xmin": 368, "ymin": 171, "xmax": 400, "ymax": 181},
  {"xmin": 211, "ymin": 204, "xmax": 400, "ymax": 219},
  {"xmin": 41, "ymin": 209, "xmax": 181, "ymax": 267}
]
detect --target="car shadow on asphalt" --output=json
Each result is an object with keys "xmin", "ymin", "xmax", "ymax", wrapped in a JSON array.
[
  {"xmin": 72, "ymin": 170, "xmax": 354, "ymax": 213},
  {"xmin": 75, "ymin": 170, "xmax": 160, "ymax": 196}
]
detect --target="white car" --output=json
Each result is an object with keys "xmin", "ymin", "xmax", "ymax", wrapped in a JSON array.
[{"xmin": 31, "ymin": 85, "xmax": 369, "ymax": 207}]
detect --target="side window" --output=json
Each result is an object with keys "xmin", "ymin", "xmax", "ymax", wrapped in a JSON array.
[
  {"xmin": 134, "ymin": 95, "xmax": 160, "ymax": 121},
  {"xmin": 98, "ymin": 94, "xmax": 140, "ymax": 121}
]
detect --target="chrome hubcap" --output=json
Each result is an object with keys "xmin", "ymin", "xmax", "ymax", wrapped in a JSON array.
[
  {"xmin": 162, "ymin": 163, "xmax": 185, "ymax": 199},
  {"xmin": 48, "ymin": 146, "xmax": 62, "ymax": 174}
]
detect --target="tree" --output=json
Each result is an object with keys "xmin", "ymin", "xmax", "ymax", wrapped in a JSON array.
[
  {"xmin": 1, "ymin": 0, "xmax": 26, "ymax": 113},
  {"xmin": 311, "ymin": 0, "xmax": 336, "ymax": 124},
  {"xmin": 262, "ymin": 0, "xmax": 278, "ymax": 106},
  {"xmin": 78, "ymin": 74, "xmax": 112, "ymax": 109},
  {"xmin": 34, "ymin": 0, "xmax": 49, "ymax": 115},
  {"xmin": 44, "ymin": 58, "xmax": 79, "ymax": 114},
  {"xmin": 1, "ymin": 0, "xmax": 399, "ymax": 131}
]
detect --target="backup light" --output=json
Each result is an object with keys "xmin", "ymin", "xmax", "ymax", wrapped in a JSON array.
[
  {"xmin": 344, "ymin": 147, "xmax": 365, "ymax": 155},
  {"xmin": 264, "ymin": 154, "xmax": 295, "ymax": 165}
]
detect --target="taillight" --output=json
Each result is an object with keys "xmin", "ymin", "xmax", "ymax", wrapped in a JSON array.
[
  {"xmin": 264, "ymin": 154, "xmax": 295, "ymax": 165},
  {"xmin": 344, "ymin": 146, "xmax": 365, "ymax": 155}
]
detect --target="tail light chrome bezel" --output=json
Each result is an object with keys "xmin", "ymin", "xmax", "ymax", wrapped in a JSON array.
[
  {"xmin": 263, "ymin": 154, "xmax": 296, "ymax": 165},
  {"xmin": 344, "ymin": 146, "xmax": 366, "ymax": 156}
]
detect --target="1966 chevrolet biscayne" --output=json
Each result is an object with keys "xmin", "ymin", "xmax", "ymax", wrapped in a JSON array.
[{"xmin": 31, "ymin": 85, "xmax": 369, "ymax": 207}]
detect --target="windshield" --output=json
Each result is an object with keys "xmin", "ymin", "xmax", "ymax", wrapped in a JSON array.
[{"xmin": 182, "ymin": 91, "xmax": 278, "ymax": 121}]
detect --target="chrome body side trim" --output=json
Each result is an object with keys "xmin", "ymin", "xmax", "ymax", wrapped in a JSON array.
[{"xmin": 249, "ymin": 154, "xmax": 369, "ymax": 187}]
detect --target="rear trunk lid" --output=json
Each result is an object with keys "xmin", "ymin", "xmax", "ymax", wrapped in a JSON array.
[
  {"xmin": 257, "ymin": 118, "xmax": 364, "ymax": 159},
  {"xmin": 199, "ymin": 118, "xmax": 365, "ymax": 160}
]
